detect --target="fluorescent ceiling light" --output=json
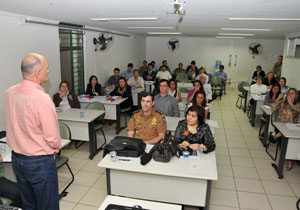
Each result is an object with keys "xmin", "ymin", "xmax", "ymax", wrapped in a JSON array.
[
  {"xmin": 147, "ymin": 32, "xmax": 182, "ymax": 35},
  {"xmin": 229, "ymin": 18, "xmax": 300, "ymax": 22},
  {"xmin": 221, "ymin": 28, "xmax": 272, "ymax": 31},
  {"xmin": 128, "ymin": 27, "xmax": 174, "ymax": 29},
  {"xmin": 90, "ymin": 17, "xmax": 159, "ymax": 22},
  {"xmin": 218, "ymin": 33, "xmax": 254, "ymax": 36},
  {"xmin": 216, "ymin": 36, "xmax": 245, "ymax": 39}
]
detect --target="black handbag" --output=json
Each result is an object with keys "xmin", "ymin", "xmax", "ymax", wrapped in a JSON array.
[
  {"xmin": 152, "ymin": 131, "xmax": 179, "ymax": 163},
  {"xmin": 103, "ymin": 136, "xmax": 146, "ymax": 157}
]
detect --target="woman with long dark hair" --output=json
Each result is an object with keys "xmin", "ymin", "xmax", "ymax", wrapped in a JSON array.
[
  {"xmin": 174, "ymin": 105, "xmax": 215, "ymax": 154},
  {"xmin": 264, "ymin": 84, "xmax": 281, "ymax": 105},
  {"xmin": 85, "ymin": 75, "xmax": 102, "ymax": 96},
  {"xmin": 108, "ymin": 77, "xmax": 133, "ymax": 109}
]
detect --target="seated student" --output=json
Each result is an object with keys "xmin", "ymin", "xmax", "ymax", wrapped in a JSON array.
[
  {"xmin": 127, "ymin": 92, "xmax": 166, "ymax": 144},
  {"xmin": 154, "ymin": 79, "xmax": 180, "ymax": 117},
  {"xmin": 174, "ymin": 105, "xmax": 216, "ymax": 153},
  {"xmin": 187, "ymin": 64, "xmax": 197, "ymax": 80},
  {"xmin": 214, "ymin": 65, "xmax": 228, "ymax": 95},
  {"xmin": 108, "ymin": 77, "xmax": 133, "ymax": 109},
  {"xmin": 252, "ymin": 65, "xmax": 266, "ymax": 82},
  {"xmin": 151, "ymin": 61, "xmax": 158, "ymax": 72},
  {"xmin": 156, "ymin": 65, "xmax": 172, "ymax": 81},
  {"xmin": 0, "ymin": 153, "xmax": 22, "ymax": 208},
  {"xmin": 250, "ymin": 77, "xmax": 268, "ymax": 95},
  {"xmin": 187, "ymin": 90, "xmax": 210, "ymax": 122},
  {"xmin": 264, "ymin": 84, "xmax": 281, "ymax": 105},
  {"xmin": 122, "ymin": 63, "xmax": 134, "ymax": 80},
  {"xmin": 194, "ymin": 67, "xmax": 209, "ymax": 83},
  {"xmin": 187, "ymin": 80, "xmax": 204, "ymax": 102},
  {"xmin": 127, "ymin": 69, "xmax": 144, "ymax": 88},
  {"xmin": 53, "ymin": 81, "xmax": 80, "ymax": 109},
  {"xmin": 279, "ymin": 77, "xmax": 289, "ymax": 95},
  {"xmin": 139, "ymin": 60, "xmax": 148, "ymax": 76},
  {"xmin": 263, "ymin": 72, "xmax": 277, "ymax": 88},
  {"xmin": 186, "ymin": 60, "xmax": 198, "ymax": 73},
  {"xmin": 199, "ymin": 74, "xmax": 212, "ymax": 96},
  {"xmin": 143, "ymin": 63, "xmax": 156, "ymax": 81},
  {"xmin": 168, "ymin": 79, "xmax": 182, "ymax": 102},
  {"xmin": 85, "ymin": 75, "xmax": 102, "ymax": 96},
  {"xmin": 106, "ymin": 68, "xmax": 121, "ymax": 88},
  {"xmin": 174, "ymin": 63, "xmax": 186, "ymax": 76},
  {"xmin": 270, "ymin": 88, "xmax": 300, "ymax": 170}
]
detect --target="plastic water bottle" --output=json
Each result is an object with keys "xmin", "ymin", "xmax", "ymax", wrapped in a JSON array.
[{"xmin": 182, "ymin": 150, "xmax": 190, "ymax": 161}]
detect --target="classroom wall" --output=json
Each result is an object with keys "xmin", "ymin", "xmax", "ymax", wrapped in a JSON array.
[
  {"xmin": 0, "ymin": 11, "xmax": 61, "ymax": 130},
  {"xmin": 281, "ymin": 33, "xmax": 300, "ymax": 90},
  {"xmin": 84, "ymin": 32, "xmax": 146, "ymax": 86},
  {"xmin": 146, "ymin": 37, "xmax": 285, "ymax": 85},
  {"xmin": 0, "ymin": 11, "xmax": 146, "ymax": 130}
]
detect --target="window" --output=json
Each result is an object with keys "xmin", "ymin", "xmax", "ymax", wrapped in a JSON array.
[{"xmin": 59, "ymin": 23, "xmax": 85, "ymax": 95}]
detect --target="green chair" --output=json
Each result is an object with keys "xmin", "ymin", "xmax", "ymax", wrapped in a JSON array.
[
  {"xmin": 236, "ymin": 81, "xmax": 249, "ymax": 109},
  {"xmin": 85, "ymin": 102, "xmax": 107, "ymax": 150},
  {"xmin": 56, "ymin": 122, "xmax": 74, "ymax": 199},
  {"xmin": 176, "ymin": 72, "xmax": 189, "ymax": 82},
  {"xmin": 207, "ymin": 73, "xmax": 213, "ymax": 83},
  {"xmin": 211, "ymin": 76, "xmax": 222, "ymax": 99}
]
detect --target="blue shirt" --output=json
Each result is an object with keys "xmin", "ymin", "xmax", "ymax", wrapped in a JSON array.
[
  {"xmin": 214, "ymin": 71, "xmax": 228, "ymax": 80},
  {"xmin": 122, "ymin": 70, "xmax": 133, "ymax": 80},
  {"xmin": 106, "ymin": 75, "xmax": 120, "ymax": 86}
]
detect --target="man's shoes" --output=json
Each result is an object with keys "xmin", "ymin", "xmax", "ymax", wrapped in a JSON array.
[{"xmin": 269, "ymin": 135, "xmax": 276, "ymax": 143}]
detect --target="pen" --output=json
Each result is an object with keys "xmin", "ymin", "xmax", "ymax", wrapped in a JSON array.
[{"xmin": 118, "ymin": 159, "xmax": 130, "ymax": 161}]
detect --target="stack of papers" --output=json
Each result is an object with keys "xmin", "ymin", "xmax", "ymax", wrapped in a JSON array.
[{"xmin": 285, "ymin": 123, "xmax": 300, "ymax": 131}]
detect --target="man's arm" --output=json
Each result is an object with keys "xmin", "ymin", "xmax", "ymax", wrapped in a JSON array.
[{"xmin": 144, "ymin": 133, "xmax": 164, "ymax": 144}]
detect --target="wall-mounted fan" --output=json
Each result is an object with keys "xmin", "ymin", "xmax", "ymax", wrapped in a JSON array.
[
  {"xmin": 93, "ymin": 33, "xmax": 113, "ymax": 51},
  {"xmin": 167, "ymin": 38, "xmax": 180, "ymax": 51},
  {"xmin": 248, "ymin": 42, "xmax": 263, "ymax": 56}
]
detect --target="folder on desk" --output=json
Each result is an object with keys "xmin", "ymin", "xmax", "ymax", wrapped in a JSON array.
[{"xmin": 105, "ymin": 204, "xmax": 149, "ymax": 210}]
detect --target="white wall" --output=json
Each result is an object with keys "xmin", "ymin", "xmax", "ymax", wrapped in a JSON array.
[
  {"xmin": 84, "ymin": 32, "xmax": 146, "ymax": 86},
  {"xmin": 281, "ymin": 33, "xmax": 300, "ymax": 90},
  {"xmin": 0, "ymin": 11, "xmax": 61, "ymax": 130},
  {"xmin": 146, "ymin": 37, "xmax": 284, "ymax": 84}
]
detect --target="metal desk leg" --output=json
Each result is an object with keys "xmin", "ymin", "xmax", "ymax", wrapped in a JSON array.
[
  {"xmin": 243, "ymin": 91, "xmax": 248, "ymax": 113},
  {"xmin": 88, "ymin": 122, "xmax": 96, "ymax": 159},
  {"xmin": 272, "ymin": 137, "xmax": 288, "ymax": 179},
  {"xmin": 203, "ymin": 180, "xmax": 212, "ymax": 210},
  {"xmin": 262, "ymin": 114, "xmax": 270, "ymax": 147},
  {"xmin": 116, "ymin": 104, "xmax": 122, "ymax": 134},
  {"xmin": 250, "ymin": 100, "xmax": 257, "ymax": 127},
  {"xmin": 106, "ymin": 169, "xmax": 111, "ymax": 195}
]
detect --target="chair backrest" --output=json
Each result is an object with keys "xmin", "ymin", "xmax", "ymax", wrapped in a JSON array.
[
  {"xmin": 211, "ymin": 76, "xmax": 221, "ymax": 86},
  {"xmin": 179, "ymin": 87, "xmax": 189, "ymax": 93},
  {"xmin": 271, "ymin": 109, "xmax": 279, "ymax": 127},
  {"xmin": 238, "ymin": 81, "xmax": 250, "ymax": 93},
  {"xmin": 207, "ymin": 73, "xmax": 213, "ymax": 83},
  {"xmin": 85, "ymin": 102, "xmax": 106, "ymax": 120},
  {"xmin": 59, "ymin": 122, "xmax": 71, "ymax": 140},
  {"xmin": 176, "ymin": 72, "xmax": 188, "ymax": 82}
]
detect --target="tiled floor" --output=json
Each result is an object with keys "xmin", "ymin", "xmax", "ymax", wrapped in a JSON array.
[{"xmin": 58, "ymin": 89, "xmax": 300, "ymax": 210}]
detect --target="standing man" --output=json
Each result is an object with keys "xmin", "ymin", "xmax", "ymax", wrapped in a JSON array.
[
  {"xmin": 273, "ymin": 55, "xmax": 283, "ymax": 80},
  {"xmin": 106, "ymin": 67, "xmax": 121, "ymax": 88},
  {"xmin": 122, "ymin": 63, "xmax": 134, "ymax": 80},
  {"xmin": 5, "ymin": 53, "xmax": 62, "ymax": 210},
  {"xmin": 214, "ymin": 65, "xmax": 228, "ymax": 95},
  {"xmin": 154, "ymin": 79, "xmax": 180, "ymax": 117},
  {"xmin": 127, "ymin": 92, "xmax": 166, "ymax": 144}
]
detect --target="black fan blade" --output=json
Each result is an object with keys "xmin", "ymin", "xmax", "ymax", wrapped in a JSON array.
[
  {"xmin": 93, "ymin": 38, "xmax": 98, "ymax": 45},
  {"xmin": 100, "ymin": 44, "xmax": 107, "ymax": 51}
]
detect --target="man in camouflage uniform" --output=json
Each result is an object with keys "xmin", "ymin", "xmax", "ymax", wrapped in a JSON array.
[{"xmin": 127, "ymin": 92, "xmax": 166, "ymax": 144}]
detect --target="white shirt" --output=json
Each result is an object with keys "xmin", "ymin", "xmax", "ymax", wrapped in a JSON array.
[
  {"xmin": 203, "ymin": 84, "xmax": 212, "ymax": 95},
  {"xmin": 156, "ymin": 71, "xmax": 172, "ymax": 80},
  {"xmin": 127, "ymin": 76, "xmax": 144, "ymax": 87},
  {"xmin": 168, "ymin": 89, "xmax": 179, "ymax": 99},
  {"xmin": 250, "ymin": 83, "xmax": 268, "ymax": 95},
  {"xmin": 59, "ymin": 94, "xmax": 71, "ymax": 110},
  {"xmin": 193, "ymin": 73, "xmax": 209, "ymax": 84}
]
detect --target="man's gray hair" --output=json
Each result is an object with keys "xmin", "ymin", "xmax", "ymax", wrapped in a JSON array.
[{"xmin": 21, "ymin": 54, "xmax": 41, "ymax": 75}]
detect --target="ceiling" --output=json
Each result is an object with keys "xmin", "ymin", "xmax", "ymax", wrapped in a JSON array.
[{"xmin": 1, "ymin": 0, "xmax": 300, "ymax": 39}]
